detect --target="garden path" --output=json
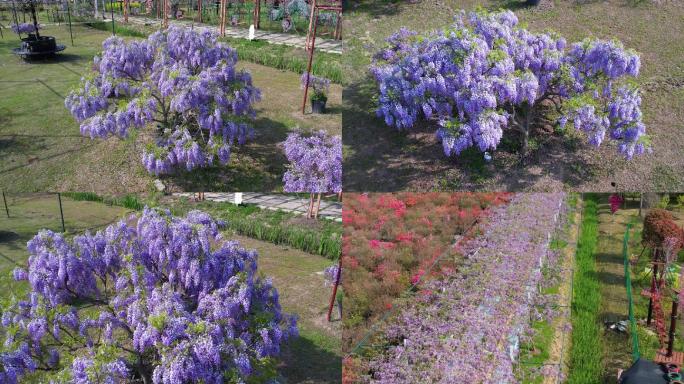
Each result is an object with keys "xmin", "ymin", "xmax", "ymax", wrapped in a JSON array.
[
  {"xmin": 173, "ymin": 192, "xmax": 342, "ymax": 221},
  {"xmin": 108, "ymin": 14, "xmax": 343, "ymax": 53}
]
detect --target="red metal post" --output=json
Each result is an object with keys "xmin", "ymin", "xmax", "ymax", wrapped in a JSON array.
[
  {"xmin": 302, "ymin": 8, "xmax": 319, "ymax": 114},
  {"xmin": 197, "ymin": 0, "xmax": 201, "ymax": 22},
  {"xmin": 327, "ymin": 258, "xmax": 342, "ymax": 322},
  {"xmin": 253, "ymin": 0, "xmax": 260, "ymax": 29},
  {"xmin": 219, "ymin": 0, "xmax": 226, "ymax": 35}
]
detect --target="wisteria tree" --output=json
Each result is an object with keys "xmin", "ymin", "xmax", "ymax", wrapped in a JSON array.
[
  {"xmin": 372, "ymin": 10, "xmax": 650, "ymax": 160},
  {"xmin": 282, "ymin": 130, "xmax": 342, "ymax": 218},
  {"xmin": 283, "ymin": 130, "xmax": 342, "ymax": 194},
  {"xmin": 65, "ymin": 26, "xmax": 261, "ymax": 175},
  {"xmin": 0, "ymin": 208, "xmax": 297, "ymax": 383}
]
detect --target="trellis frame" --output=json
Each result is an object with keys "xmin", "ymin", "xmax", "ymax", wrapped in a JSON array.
[{"xmin": 301, "ymin": 0, "xmax": 341, "ymax": 114}]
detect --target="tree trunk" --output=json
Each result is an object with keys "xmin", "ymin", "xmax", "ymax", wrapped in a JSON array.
[{"xmin": 521, "ymin": 125, "xmax": 529, "ymax": 160}]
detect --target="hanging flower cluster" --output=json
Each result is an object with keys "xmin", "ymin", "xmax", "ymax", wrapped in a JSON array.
[
  {"xmin": 372, "ymin": 10, "xmax": 649, "ymax": 159},
  {"xmin": 65, "ymin": 26, "xmax": 261, "ymax": 175},
  {"xmin": 282, "ymin": 130, "xmax": 342, "ymax": 193},
  {"xmin": 1, "ymin": 208, "xmax": 297, "ymax": 384}
]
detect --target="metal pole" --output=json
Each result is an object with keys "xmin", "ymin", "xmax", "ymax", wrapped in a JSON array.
[
  {"xmin": 301, "ymin": 7, "xmax": 319, "ymax": 114},
  {"xmin": 29, "ymin": 0, "xmax": 39, "ymax": 38},
  {"xmin": 110, "ymin": 0, "xmax": 115, "ymax": 34},
  {"xmin": 57, "ymin": 193, "xmax": 66, "ymax": 233},
  {"xmin": 648, "ymin": 259, "xmax": 657, "ymax": 326},
  {"xmin": 327, "ymin": 258, "xmax": 342, "ymax": 322},
  {"xmin": 65, "ymin": 0, "xmax": 74, "ymax": 45},
  {"xmin": 10, "ymin": 0, "xmax": 21, "ymax": 41},
  {"xmin": 2, "ymin": 191, "xmax": 9, "ymax": 218},
  {"xmin": 668, "ymin": 297, "xmax": 678, "ymax": 357}
]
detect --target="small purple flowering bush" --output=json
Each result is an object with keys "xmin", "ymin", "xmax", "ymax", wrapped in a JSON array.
[
  {"xmin": 300, "ymin": 72, "xmax": 331, "ymax": 103},
  {"xmin": 283, "ymin": 130, "xmax": 342, "ymax": 193},
  {"xmin": 65, "ymin": 26, "xmax": 261, "ymax": 175},
  {"xmin": 11, "ymin": 23, "xmax": 41, "ymax": 35},
  {"xmin": 372, "ymin": 9, "xmax": 650, "ymax": 160},
  {"xmin": 0, "ymin": 208, "xmax": 297, "ymax": 383},
  {"xmin": 346, "ymin": 193, "xmax": 567, "ymax": 383}
]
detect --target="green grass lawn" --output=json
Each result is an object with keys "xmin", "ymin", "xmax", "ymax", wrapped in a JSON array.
[
  {"xmin": 342, "ymin": 0, "xmax": 684, "ymax": 192},
  {"xmin": 0, "ymin": 194, "xmax": 341, "ymax": 383},
  {"xmin": 0, "ymin": 22, "xmax": 341, "ymax": 193}
]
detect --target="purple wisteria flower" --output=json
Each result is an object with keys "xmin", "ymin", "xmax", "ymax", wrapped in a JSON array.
[
  {"xmin": 283, "ymin": 130, "xmax": 342, "ymax": 193},
  {"xmin": 301, "ymin": 72, "xmax": 331, "ymax": 102},
  {"xmin": 324, "ymin": 264, "xmax": 340, "ymax": 286},
  {"xmin": 372, "ymin": 10, "xmax": 649, "ymax": 159},
  {"xmin": 364, "ymin": 193, "xmax": 566, "ymax": 383},
  {"xmin": 11, "ymin": 23, "xmax": 40, "ymax": 34},
  {"xmin": 64, "ymin": 26, "xmax": 261, "ymax": 175},
  {"xmin": 0, "ymin": 208, "xmax": 297, "ymax": 384}
]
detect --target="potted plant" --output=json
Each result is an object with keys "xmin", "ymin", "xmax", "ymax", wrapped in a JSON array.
[
  {"xmin": 301, "ymin": 72, "xmax": 330, "ymax": 114},
  {"xmin": 10, "ymin": 0, "xmax": 65, "ymax": 59}
]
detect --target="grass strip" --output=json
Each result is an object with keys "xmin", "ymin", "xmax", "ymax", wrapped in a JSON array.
[
  {"xmin": 62, "ymin": 191, "xmax": 144, "ymax": 211},
  {"xmin": 63, "ymin": 192, "xmax": 341, "ymax": 259},
  {"xmin": 567, "ymin": 194, "xmax": 602, "ymax": 384}
]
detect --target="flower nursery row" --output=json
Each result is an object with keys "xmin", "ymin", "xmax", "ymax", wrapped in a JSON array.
[
  {"xmin": 346, "ymin": 193, "xmax": 566, "ymax": 383},
  {"xmin": 341, "ymin": 192, "xmax": 511, "ymax": 349}
]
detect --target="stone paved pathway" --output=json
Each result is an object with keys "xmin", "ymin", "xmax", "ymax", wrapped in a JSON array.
[
  {"xmin": 108, "ymin": 15, "xmax": 342, "ymax": 54},
  {"xmin": 173, "ymin": 192, "xmax": 342, "ymax": 221}
]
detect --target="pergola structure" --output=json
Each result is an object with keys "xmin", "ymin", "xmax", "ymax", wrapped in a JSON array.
[{"xmin": 301, "ymin": 0, "xmax": 341, "ymax": 113}]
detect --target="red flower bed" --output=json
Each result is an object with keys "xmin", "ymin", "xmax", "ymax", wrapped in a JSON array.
[{"xmin": 341, "ymin": 192, "xmax": 510, "ymax": 350}]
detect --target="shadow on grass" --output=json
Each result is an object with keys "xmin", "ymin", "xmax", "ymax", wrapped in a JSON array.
[
  {"xmin": 342, "ymin": 77, "xmax": 596, "ymax": 191},
  {"xmin": 279, "ymin": 335, "xmax": 341, "ymax": 384},
  {"xmin": 0, "ymin": 141, "xmax": 93, "ymax": 176},
  {"xmin": 489, "ymin": 0, "xmax": 539, "ymax": 11},
  {"xmin": 588, "ymin": 269, "xmax": 624, "ymax": 287},
  {"xmin": 343, "ymin": 0, "xmax": 402, "ymax": 18},
  {"xmin": 165, "ymin": 116, "xmax": 291, "ymax": 192}
]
